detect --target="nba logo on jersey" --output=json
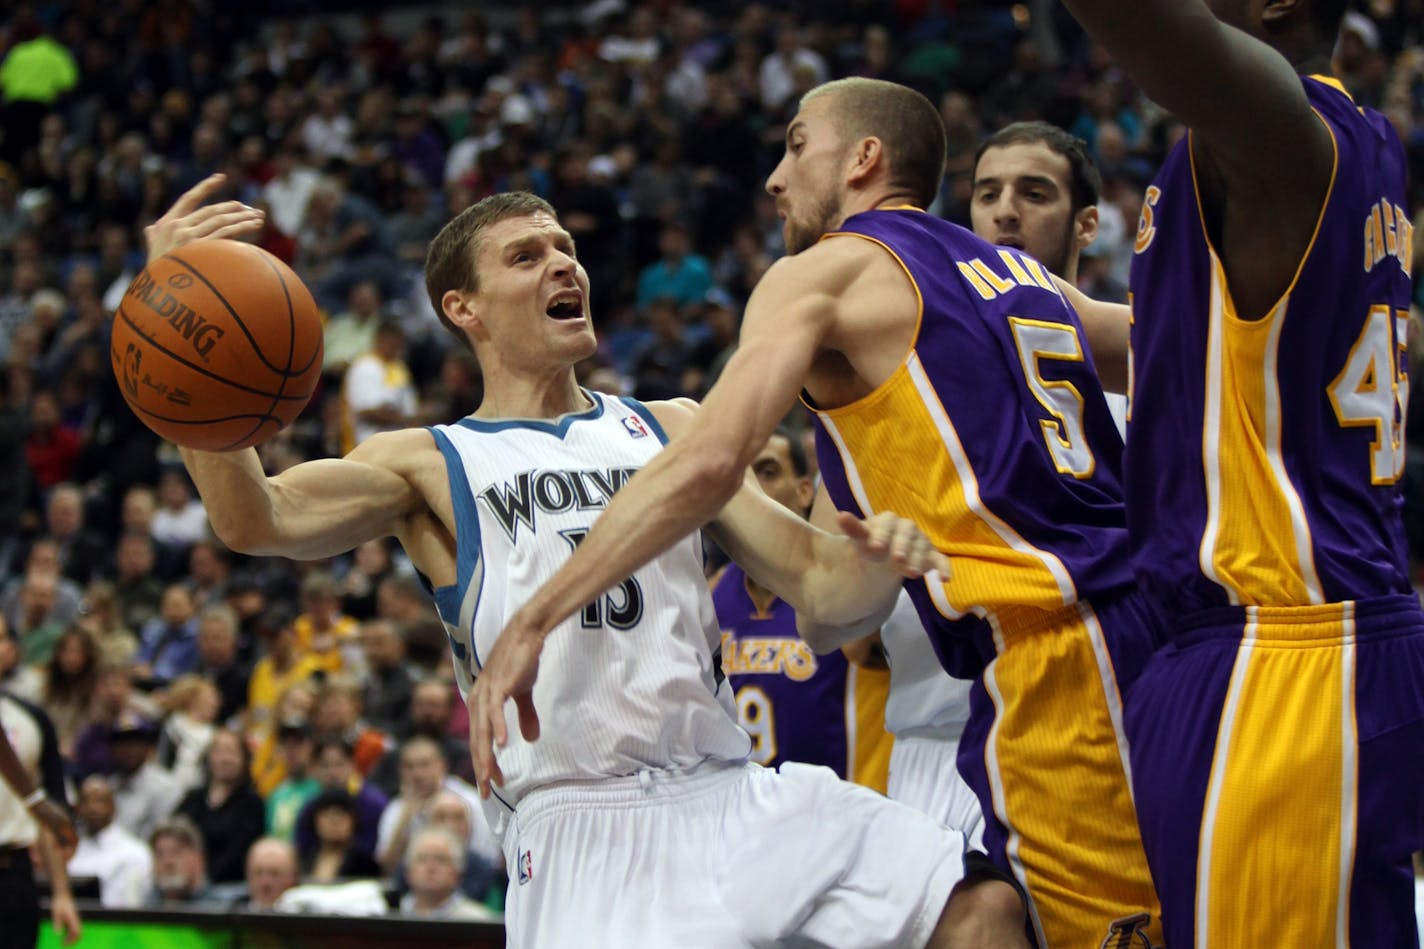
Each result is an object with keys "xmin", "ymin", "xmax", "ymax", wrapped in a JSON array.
[
  {"xmin": 622, "ymin": 415, "xmax": 649, "ymax": 439},
  {"xmin": 518, "ymin": 849, "xmax": 534, "ymax": 885}
]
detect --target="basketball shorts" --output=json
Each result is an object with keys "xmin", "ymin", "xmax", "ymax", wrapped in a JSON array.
[
  {"xmin": 501, "ymin": 759, "xmax": 968, "ymax": 949},
  {"xmin": 1126, "ymin": 593, "xmax": 1424, "ymax": 947},
  {"xmin": 956, "ymin": 593, "xmax": 1163, "ymax": 948},
  {"xmin": 888, "ymin": 732, "xmax": 985, "ymax": 852}
]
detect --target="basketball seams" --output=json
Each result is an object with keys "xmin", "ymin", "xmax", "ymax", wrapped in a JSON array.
[
  {"xmin": 164, "ymin": 246, "xmax": 301, "ymax": 377},
  {"xmin": 114, "ymin": 304, "xmax": 308, "ymax": 402},
  {"xmin": 228, "ymin": 253, "xmax": 300, "ymax": 451}
]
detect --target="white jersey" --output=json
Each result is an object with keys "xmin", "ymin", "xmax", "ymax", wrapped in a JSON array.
[
  {"xmin": 881, "ymin": 591, "xmax": 972, "ymax": 740},
  {"xmin": 428, "ymin": 392, "xmax": 750, "ymax": 839}
]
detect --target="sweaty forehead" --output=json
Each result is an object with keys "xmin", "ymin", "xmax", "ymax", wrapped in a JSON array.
[{"xmin": 483, "ymin": 212, "xmax": 566, "ymax": 249}]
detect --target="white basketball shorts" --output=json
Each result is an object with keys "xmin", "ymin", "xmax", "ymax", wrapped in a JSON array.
[
  {"xmin": 501, "ymin": 759, "xmax": 968, "ymax": 948},
  {"xmin": 887, "ymin": 733, "xmax": 986, "ymax": 853}
]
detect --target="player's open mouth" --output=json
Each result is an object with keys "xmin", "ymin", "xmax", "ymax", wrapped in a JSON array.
[
  {"xmin": 546, "ymin": 293, "xmax": 585, "ymax": 321},
  {"xmin": 995, "ymin": 237, "xmax": 1025, "ymax": 250}
]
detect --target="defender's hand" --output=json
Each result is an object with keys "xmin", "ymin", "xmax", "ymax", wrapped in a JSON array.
[{"xmin": 838, "ymin": 510, "xmax": 951, "ymax": 582}]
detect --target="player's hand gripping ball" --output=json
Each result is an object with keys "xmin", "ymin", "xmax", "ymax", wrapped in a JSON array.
[{"xmin": 110, "ymin": 239, "xmax": 323, "ymax": 451}]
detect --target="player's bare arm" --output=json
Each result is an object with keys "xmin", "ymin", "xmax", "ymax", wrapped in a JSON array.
[
  {"xmin": 149, "ymin": 175, "xmax": 456, "ymax": 582},
  {"xmin": 1059, "ymin": 0, "xmax": 1333, "ymax": 318},
  {"xmin": 181, "ymin": 430, "xmax": 438, "ymax": 563},
  {"xmin": 1054, "ymin": 277, "xmax": 1129, "ymax": 394},
  {"xmin": 655, "ymin": 399, "xmax": 948, "ymax": 641}
]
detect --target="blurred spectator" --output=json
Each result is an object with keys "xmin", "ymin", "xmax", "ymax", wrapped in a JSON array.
[
  {"xmin": 294, "ymin": 735, "xmax": 388, "ymax": 861},
  {"xmin": 294, "ymin": 572, "xmax": 360, "ymax": 673},
  {"xmin": 157, "ymin": 674, "xmax": 220, "ymax": 790},
  {"xmin": 246, "ymin": 612, "xmax": 321, "ymax": 744},
  {"xmin": 359, "ymin": 619, "xmax": 417, "ymax": 734},
  {"xmin": 13, "ymin": 568, "xmax": 67, "ymax": 665},
  {"xmin": 242, "ymin": 837, "xmax": 299, "ymax": 911},
  {"xmin": 322, "ymin": 280, "xmax": 384, "ymax": 375},
  {"xmin": 311, "ymin": 675, "xmax": 387, "ymax": 773},
  {"xmin": 194, "ymin": 604, "xmax": 249, "ymax": 725},
  {"xmin": 112, "ymin": 531, "xmax": 165, "ymax": 633},
  {"xmin": 0, "ymin": 18, "xmax": 78, "ymax": 165},
  {"xmin": 0, "ymin": 538, "xmax": 83, "ymax": 632},
  {"xmin": 262, "ymin": 145, "xmax": 319, "ymax": 238},
  {"xmin": 391, "ymin": 789, "xmax": 499, "ymax": 908},
  {"xmin": 150, "ymin": 468, "xmax": 208, "ymax": 553},
  {"xmin": 69, "ymin": 775, "xmax": 152, "ymax": 909},
  {"xmin": 26, "ymin": 626, "xmax": 101, "ymax": 756},
  {"xmin": 635, "ymin": 222, "xmax": 713, "ymax": 314},
  {"xmin": 44, "ymin": 482, "xmax": 109, "ymax": 585},
  {"xmin": 110, "ymin": 714, "xmax": 185, "ymax": 842},
  {"xmin": 375, "ymin": 734, "xmax": 493, "ymax": 875},
  {"xmin": 340, "ymin": 321, "xmax": 417, "ymax": 452},
  {"xmin": 186, "ymin": 539, "xmax": 232, "ymax": 610},
  {"xmin": 265, "ymin": 719, "xmax": 320, "ymax": 840},
  {"xmin": 176, "ymin": 728, "xmax": 266, "ymax": 885},
  {"xmin": 145, "ymin": 816, "xmax": 216, "ymax": 907},
  {"xmin": 71, "ymin": 665, "xmax": 157, "ymax": 777},
  {"xmin": 297, "ymin": 788, "xmax": 382, "ymax": 882},
  {"xmin": 368, "ymin": 678, "xmax": 471, "ymax": 796},
  {"xmin": 340, "ymin": 540, "xmax": 398, "ymax": 623},
  {"xmin": 135, "ymin": 584, "xmax": 200, "ymax": 684},
  {"xmin": 24, "ymin": 390, "xmax": 81, "ymax": 490},
  {"xmin": 397, "ymin": 828, "xmax": 495, "ymax": 921}
]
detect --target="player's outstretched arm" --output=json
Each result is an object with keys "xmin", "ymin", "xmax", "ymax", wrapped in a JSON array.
[
  {"xmin": 180, "ymin": 432, "xmax": 427, "ymax": 561},
  {"xmin": 1057, "ymin": 0, "xmax": 1330, "ymax": 182},
  {"xmin": 710, "ymin": 472, "xmax": 946, "ymax": 652}
]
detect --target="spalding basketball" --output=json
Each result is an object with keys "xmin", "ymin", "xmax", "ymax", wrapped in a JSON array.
[{"xmin": 110, "ymin": 240, "xmax": 323, "ymax": 451}]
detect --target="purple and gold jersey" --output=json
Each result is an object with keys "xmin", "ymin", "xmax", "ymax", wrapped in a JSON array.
[
  {"xmin": 1128, "ymin": 76, "xmax": 1414, "ymax": 616},
  {"xmin": 712, "ymin": 563, "xmax": 891, "ymax": 789},
  {"xmin": 806, "ymin": 208, "xmax": 1134, "ymax": 674}
]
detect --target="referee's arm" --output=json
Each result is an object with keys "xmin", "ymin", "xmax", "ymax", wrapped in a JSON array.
[
  {"xmin": 15, "ymin": 700, "xmax": 81, "ymax": 945},
  {"xmin": 0, "ymin": 701, "xmax": 74, "ymax": 848}
]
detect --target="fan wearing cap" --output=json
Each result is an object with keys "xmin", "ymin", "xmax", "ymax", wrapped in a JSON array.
[
  {"xmin": 264, "ymin": 719, "xmax": 320, "ymax": 842},
  {"xmin": 109, "ymin": 713, "xmax": 184, "ymax": 843}
]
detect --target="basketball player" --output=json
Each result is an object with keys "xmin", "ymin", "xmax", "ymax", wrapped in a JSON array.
[
  {"xmin": 476, "ymin": 78, "xmax": 1161, "ymax": 946},
  {"xmin": 1059, "ymin": 0, "xmax": 1424, "ymax": 943},
  {"xmin": 157, "ymin": 180, "xmax": 1027, "ymax": 946},
  {"xmin": 713, "ymin": 428, "xmax": 894, "ymax": 789},
  {"xmin": 818, "ymin": 122, "xmax": 1116, "ymax": 845}
]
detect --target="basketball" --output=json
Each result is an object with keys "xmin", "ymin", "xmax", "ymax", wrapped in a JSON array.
[{"xmin": 110, "ymin": 239, "xmax": 323, "ymax": 452}]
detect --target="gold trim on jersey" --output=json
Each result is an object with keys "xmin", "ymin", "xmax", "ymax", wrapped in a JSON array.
[
  {"xmin": 1199, "ymin": 256, "xmax": 1325, "ymax": 605},
  {"xmin": 1185, "ymin": 81, "xmax": 1339, "ymax": 606}
]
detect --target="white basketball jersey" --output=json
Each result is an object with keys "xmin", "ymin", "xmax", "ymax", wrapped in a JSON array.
[
  {"xmin": 881, "ymin": 592, "xmax": 972, "ymax": 740},
  {"xmin": 427, "ymin": 392, "xmax": 750, "ymax": 838}
]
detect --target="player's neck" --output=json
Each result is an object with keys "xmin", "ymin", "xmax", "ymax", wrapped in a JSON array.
[{"xmin": 473, "ymin": 369, "xmax": 591, "ymax": 421}]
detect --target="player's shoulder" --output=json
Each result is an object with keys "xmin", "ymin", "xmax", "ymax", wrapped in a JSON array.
[
  {"xmin": 347, "ymin": 427, "xmax": 440, "ymax": 471},
  {"xmin": 622, "ymin": 397, "xmax": 697, "ymax": 441}
]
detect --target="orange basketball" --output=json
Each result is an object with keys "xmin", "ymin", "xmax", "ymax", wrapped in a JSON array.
[{"xmin": 110, "ymin": 240, "xmax": 323, "ymax": 451}]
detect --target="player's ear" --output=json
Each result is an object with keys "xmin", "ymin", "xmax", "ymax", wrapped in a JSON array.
[
  {"xmin": 1261, "ymin": 0, "xmax": 1304, "ymax": 31},
  {"xmin": 845, "ymin": 136, "xmax": 885, "ymax": 189},
  {"xmin": 443, "ymin": 289, "xmax": 486, "ymax": 338},
  {"xmin": 1074, "ymin": 205, "xmax": 1099, "ymax": 251}
]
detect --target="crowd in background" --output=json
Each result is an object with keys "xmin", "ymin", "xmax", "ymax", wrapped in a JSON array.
[{"xmin": 1, "ymin": 0, "xmax": 1424, "ymax": 918}]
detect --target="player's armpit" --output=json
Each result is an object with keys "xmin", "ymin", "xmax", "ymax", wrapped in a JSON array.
[{"xmin": 184, "ymin": 428, "xmax": 432, "ymax": 560}]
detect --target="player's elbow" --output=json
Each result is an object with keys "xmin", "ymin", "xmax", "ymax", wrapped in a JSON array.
[
  {"xmin": 208, "ymin": 509, "xmax": 279, "ymax": 557},
  {"xmin": 684, "ymin": 446, "xmax": 746, "ymax": 511},
  {"xmin": 795, "ymin": 614, "xmax": 852, "ymax": 656}
]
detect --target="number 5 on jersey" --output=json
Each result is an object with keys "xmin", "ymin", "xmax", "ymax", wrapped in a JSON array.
[
  {"xmin": 560, "ymin": 528, "xmax": 645, "ymax": 629},
  {"xmin": 1009, "ymin": 317, "xmax": 1096, "ymax": 478}
]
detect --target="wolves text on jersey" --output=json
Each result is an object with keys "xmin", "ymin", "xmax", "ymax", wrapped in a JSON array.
[{"xmin": 480, "ymin": 467, "xmax": 640, "ymax": 543}]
